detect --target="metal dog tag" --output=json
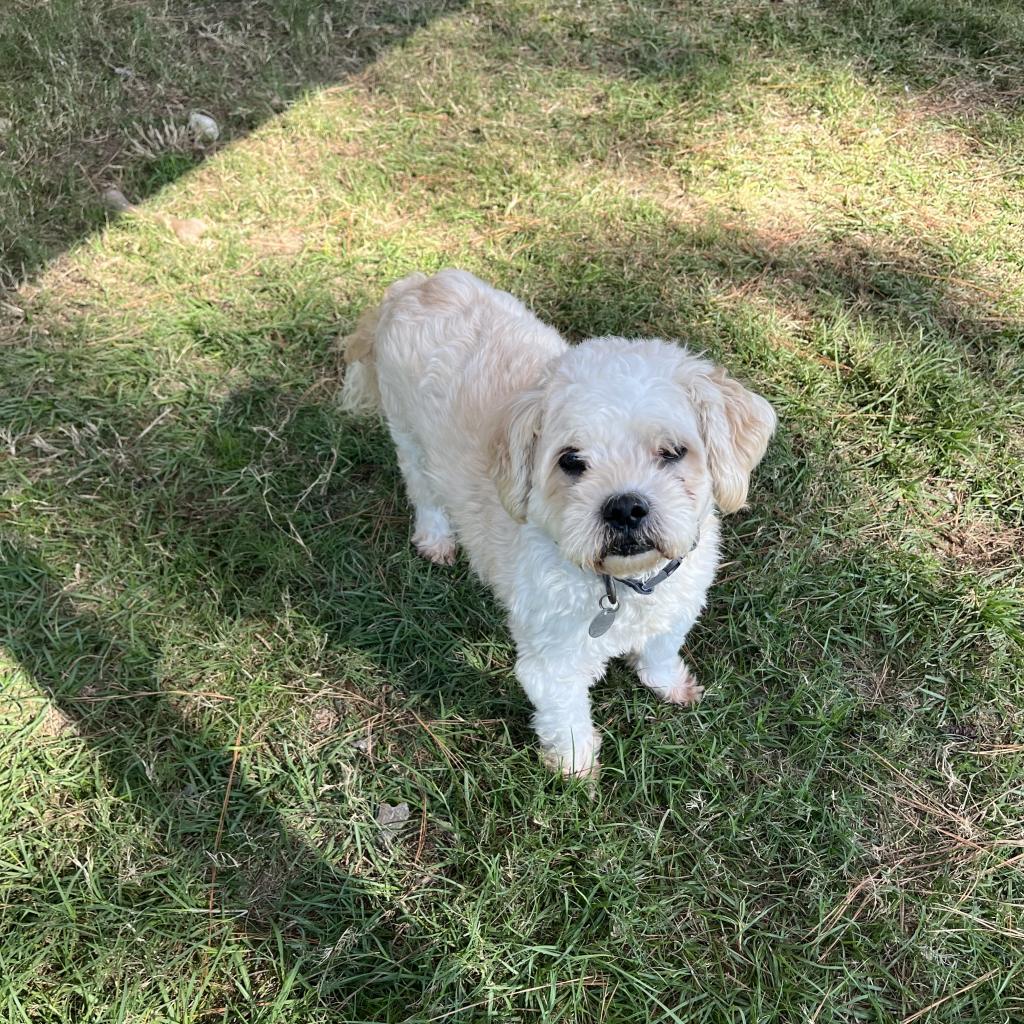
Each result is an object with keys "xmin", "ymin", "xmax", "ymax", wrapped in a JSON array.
[{"xmin": 588, "ymin": 594, "xmax": 619, "ymax": 638}]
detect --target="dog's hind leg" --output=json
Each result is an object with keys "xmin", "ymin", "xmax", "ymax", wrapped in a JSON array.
[{"xmin": 390, "ymin": 428, "xmax": 458, "ymax": 566}]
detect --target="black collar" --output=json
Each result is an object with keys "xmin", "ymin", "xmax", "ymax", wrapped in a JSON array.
[{"xmin": 606, "ymin": 556, "xmax": 683, "ymax": 598}]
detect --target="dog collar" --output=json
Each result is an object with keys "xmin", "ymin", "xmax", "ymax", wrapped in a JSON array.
[{"xmin": 588, "ymin": 528, "xmax": 700, "ymax": 639}]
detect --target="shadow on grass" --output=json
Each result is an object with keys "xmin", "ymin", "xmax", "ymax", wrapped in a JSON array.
[
  {"xmin": 560, "ymin": 0, "xmax": 1024, "ymax": 94},
  {"xmin": 0, "ymin": 538, "xmax": 400, "ymax": 1003},
  {"xmin": 0, "ymin": 525, "xmax": 528, "ymax": 1015},
  {"xmin": 0, "ymin": 365, "xmax": 525, "ymax": 1016}
]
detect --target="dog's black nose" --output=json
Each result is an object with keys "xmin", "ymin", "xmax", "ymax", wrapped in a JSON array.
[{"xmin": 602, "ymin": 492, "xmax": 650, "ymax": 532}]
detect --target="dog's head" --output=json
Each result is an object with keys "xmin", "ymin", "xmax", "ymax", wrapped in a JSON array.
[{"xmin": 491, "ymin": 338, "xmax": 776, "ymax": 576}]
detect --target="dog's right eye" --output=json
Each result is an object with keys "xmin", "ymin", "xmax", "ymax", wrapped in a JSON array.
[{"xmin": 558, "ymin": 450, "xmax": 587, "ymax": 476}]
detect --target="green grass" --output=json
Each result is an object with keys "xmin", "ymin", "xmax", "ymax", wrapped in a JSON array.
[{"xmin": 2, "ymin": 0, "xmax": 1024, "ymax": 1021}]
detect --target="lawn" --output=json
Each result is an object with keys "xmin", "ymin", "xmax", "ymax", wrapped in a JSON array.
[{"xmin": 1, "ymin": 0, "xmax": 1023, "ymax": 1021}]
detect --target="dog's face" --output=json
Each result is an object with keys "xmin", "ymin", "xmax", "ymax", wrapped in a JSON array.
[{"xmin": 492, "ymin": 338, "xmax": 776, "ymax": 576}]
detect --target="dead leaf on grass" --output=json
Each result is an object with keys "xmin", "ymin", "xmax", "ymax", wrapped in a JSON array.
[{"xmin": 375, "ymin": 801, "xmax": 411, "ymax": 843}]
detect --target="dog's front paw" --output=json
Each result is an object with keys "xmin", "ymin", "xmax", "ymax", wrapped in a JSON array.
[
  {"xmin": 641, "ymin": 660, "xmax": 704, "ymax": 705},
  {"xmin": 541, "ymin": 732, "xmax": 601, "ymax": 780},
  {"xmin": 413, "ymin": 532, "xmax": 458, "ymax": 565}
]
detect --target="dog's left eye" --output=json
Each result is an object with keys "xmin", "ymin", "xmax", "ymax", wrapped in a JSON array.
[
  {"xmin": 558, "ymin": 450, "xmax": 587, "ymax": 476},
  {"xmin": 659, "ymin": 446, "xmax": 688, "ymax": 463}
]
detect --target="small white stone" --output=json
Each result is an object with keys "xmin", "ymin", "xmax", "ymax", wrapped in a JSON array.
[
  {"xmin": 188, "ymin": 111, "xmax": 220, "ymax": 142},
  {"xmin": 101, "ymin": 187, "xmax": 134, "ymax": 213}
]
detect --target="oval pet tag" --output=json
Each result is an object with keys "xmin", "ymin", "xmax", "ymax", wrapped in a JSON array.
[{"xmin": 588, "ymin": 595, "xmax": 619, "ymax": 638}]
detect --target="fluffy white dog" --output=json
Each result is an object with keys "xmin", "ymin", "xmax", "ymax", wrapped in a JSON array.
[{"xmin": 342, "ymin": 269, "xmax": 776, "ymax": 777}]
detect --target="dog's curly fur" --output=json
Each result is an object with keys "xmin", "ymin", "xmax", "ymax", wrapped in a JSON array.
[{"xmin": 342, "ymin": 270, "xmax": 776, "ymax": 777}]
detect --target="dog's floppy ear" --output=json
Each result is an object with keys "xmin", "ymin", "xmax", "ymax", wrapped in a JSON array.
[
  {"xmin": 490, "ymin": 383, "xmax": 547, "ymax": 523},
  {"xmin": 683, "ymin": 359, "xmax": 776, "ymax": 514}
]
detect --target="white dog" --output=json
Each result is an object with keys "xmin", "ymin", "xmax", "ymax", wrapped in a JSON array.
[{"xmin": 342, "ymin": 270, "xmax": 776, "ymax": 777}]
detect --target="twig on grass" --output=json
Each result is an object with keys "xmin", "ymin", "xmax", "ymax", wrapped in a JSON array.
[
  {"xmin": 208, "ymin": 719, "xmax": 245, "ymax": 934},
  {"xmin": 900, "ymin": 968, "xmax": 998, "ymax": 1024}
]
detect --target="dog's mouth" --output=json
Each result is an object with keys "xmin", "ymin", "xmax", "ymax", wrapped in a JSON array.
[
  {"xmin": 597, "ymin": 530, "xmax": 665, "ymax": 576},
  {"xmin": 602, "ymin": 528, "xmax": 657, "ymax": 560}
]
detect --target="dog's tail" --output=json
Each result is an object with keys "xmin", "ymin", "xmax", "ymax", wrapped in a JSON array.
[
  {"xmin": 339, "ymin": 272, "xmax": 428, "ymax": 415},
  {"xmin": 338, "ymin": 304, "xmax": 382, "ymax": 415}
]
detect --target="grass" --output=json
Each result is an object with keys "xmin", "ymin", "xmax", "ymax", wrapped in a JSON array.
[{"xmin": 1, "ymin": 0, "xmax": 1023, "ymax": 1020}]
